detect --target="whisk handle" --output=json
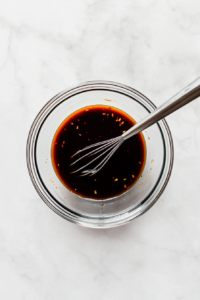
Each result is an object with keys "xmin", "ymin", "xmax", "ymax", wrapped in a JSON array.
[{"xmin": 122, "ymin": 77, "xmax": 200, "ymax": 140}]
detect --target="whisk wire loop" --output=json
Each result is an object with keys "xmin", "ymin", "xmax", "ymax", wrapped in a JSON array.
[{"xmin": 70, "ymin": 136, "xmax": 123, "ymax": 175}]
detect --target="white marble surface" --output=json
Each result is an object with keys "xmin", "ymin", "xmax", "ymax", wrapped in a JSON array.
[{"xmin": 1, "ymin": 0, "xmax": 200, "ymax": 299}]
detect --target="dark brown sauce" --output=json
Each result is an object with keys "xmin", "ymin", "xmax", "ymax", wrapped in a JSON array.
[{"xmin": 51, "ymin": 105, "xmax": 146, "ymax": 200}]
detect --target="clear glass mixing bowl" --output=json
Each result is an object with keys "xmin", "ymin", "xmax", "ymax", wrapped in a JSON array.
[{"xmin": 26, "ymin": 81, "xmax": 174, "ymax": 228}]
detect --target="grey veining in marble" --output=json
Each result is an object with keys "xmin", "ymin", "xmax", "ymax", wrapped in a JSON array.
[{"xmin": 0, "ymin": 0, "xmax": 200, "ymax": 299}]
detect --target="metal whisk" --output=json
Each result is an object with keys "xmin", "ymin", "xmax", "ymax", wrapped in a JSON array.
[{"xmin": 70, "ymin": 77, "xmax": 200, "ymax": 176}]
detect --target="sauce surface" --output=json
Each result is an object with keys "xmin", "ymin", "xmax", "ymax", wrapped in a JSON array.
[{"xmin": 51, "ymin": 105, "xmax": 146, "ymax": 200}]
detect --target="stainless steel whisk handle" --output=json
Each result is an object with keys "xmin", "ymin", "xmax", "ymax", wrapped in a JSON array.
[{"xmin": 122, "ymin": 77, "xmax": 200, "ymax": 140}]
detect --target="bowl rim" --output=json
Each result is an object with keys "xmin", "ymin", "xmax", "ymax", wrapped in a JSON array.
[{"xmin": 26, "ymin": 80, "xmax": 174, "ymax": 228}]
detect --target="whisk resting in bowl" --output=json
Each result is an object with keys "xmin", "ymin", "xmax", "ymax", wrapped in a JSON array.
[{"xmin": 70, "ymin": 77, "xmax": 200, "ymax": 176}]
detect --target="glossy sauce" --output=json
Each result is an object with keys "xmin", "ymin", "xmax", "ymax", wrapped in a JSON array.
[{"xmin": 51, "ymin": 105, "xmax": 146, "ymax": 200}]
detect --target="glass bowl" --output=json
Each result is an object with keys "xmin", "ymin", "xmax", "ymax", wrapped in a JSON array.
[{"xmin": 26, "ymin": 81, "xmax": 174, "ymax": 228}]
